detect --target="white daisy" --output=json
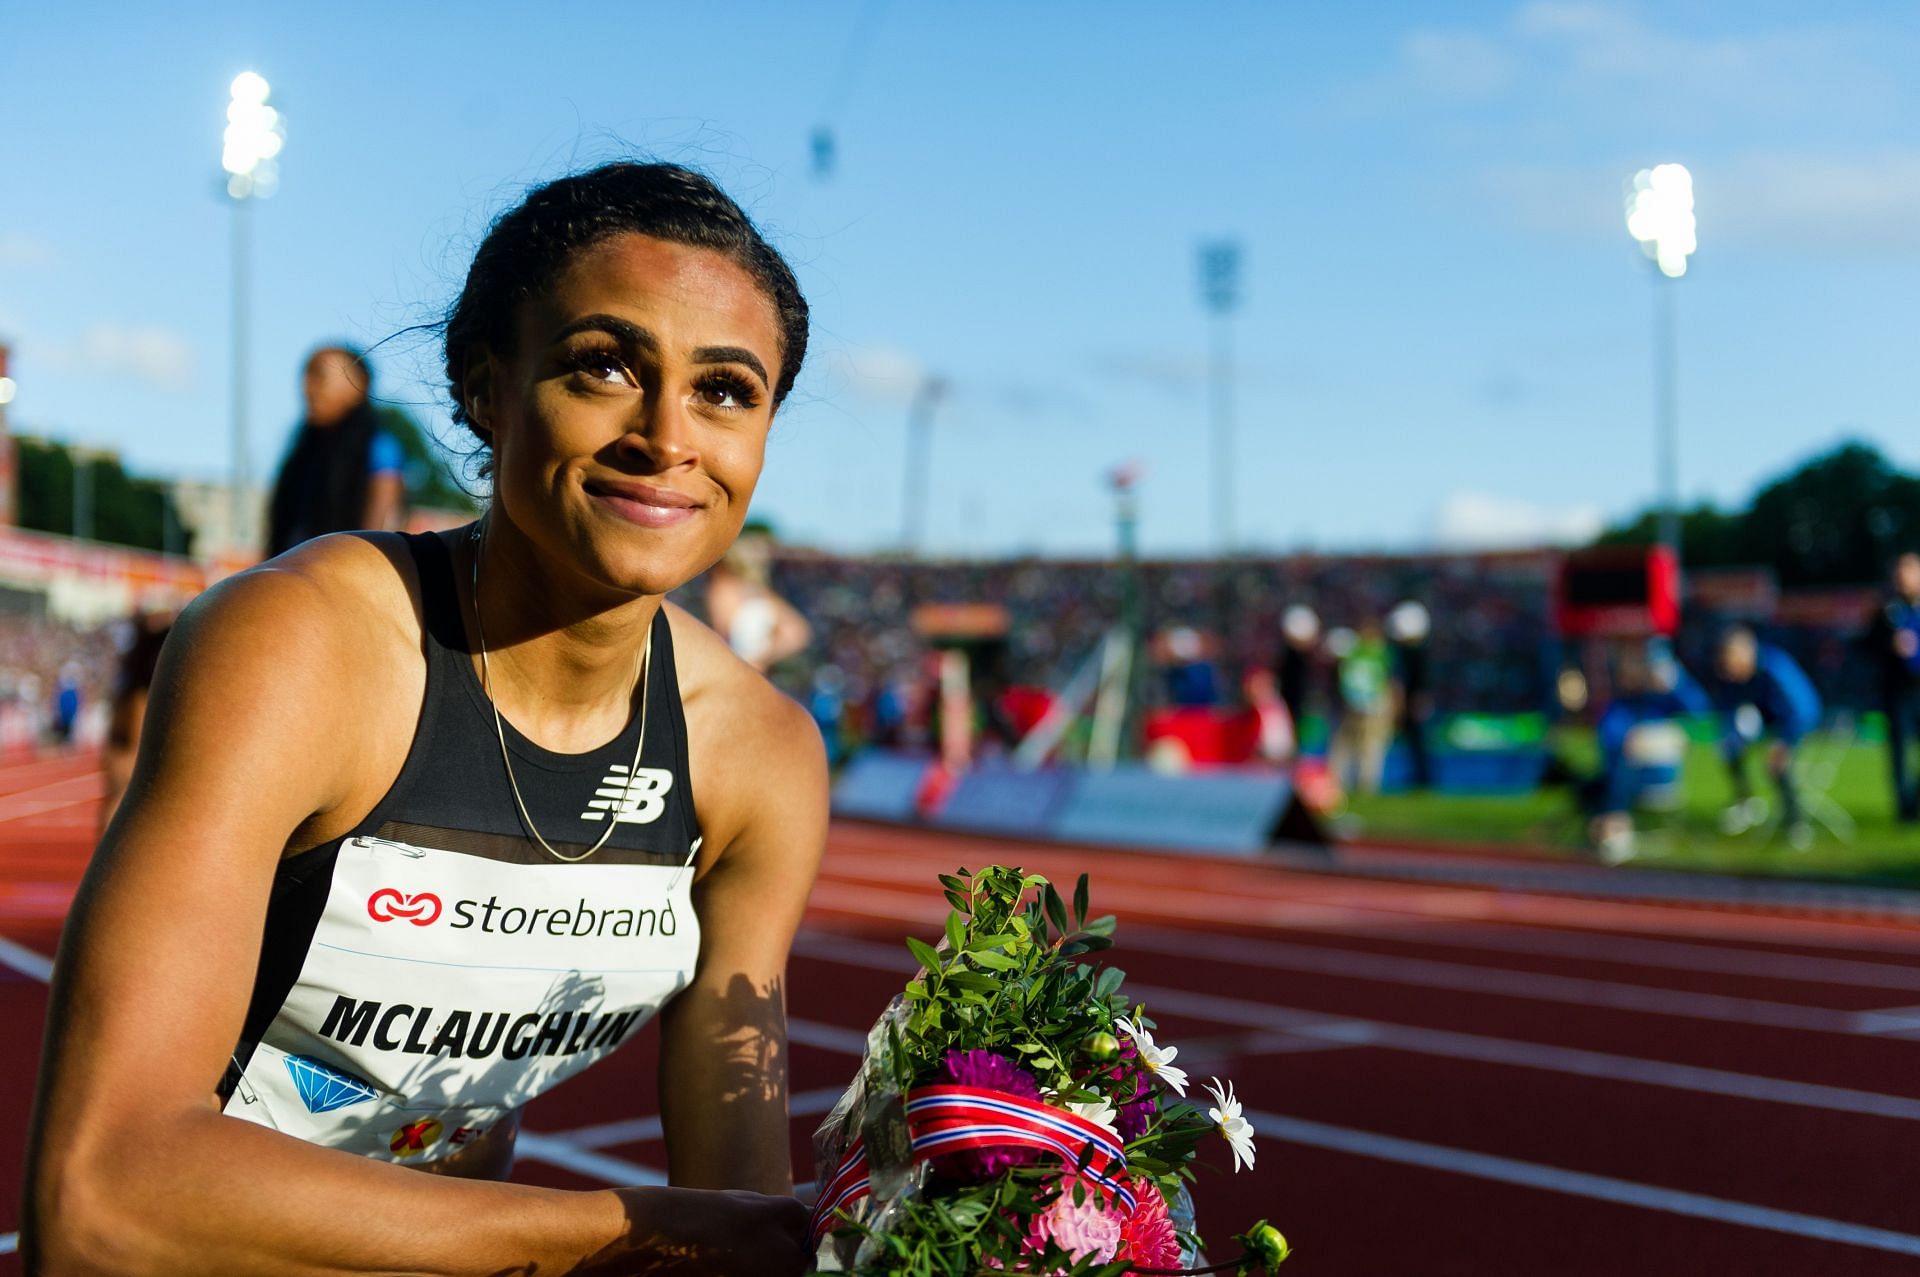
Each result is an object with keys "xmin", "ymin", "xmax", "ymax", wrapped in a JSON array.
[
  {"xmin": 1066, "ymin": 1097, "xmax": 1119, "ymax": 1133},
  {"xmin": 1114, "ymin": 1015, "xmax": 1189, "ymax": 1096},
  {"xmin": 1202, "ymin": 1076, "xmax": 1256, "ymax": 1172}
]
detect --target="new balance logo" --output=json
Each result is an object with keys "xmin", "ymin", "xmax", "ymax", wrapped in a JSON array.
[{"xmin": 581, "ymin": 765, "xmax": 674, "ymax": 825}]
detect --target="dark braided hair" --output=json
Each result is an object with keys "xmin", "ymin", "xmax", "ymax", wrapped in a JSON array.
[{"xmin": 442, "ymin": 162, "xmax": 808, "ymax": 448}]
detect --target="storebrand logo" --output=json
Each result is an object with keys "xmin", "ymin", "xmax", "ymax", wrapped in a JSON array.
[
  {"xmin": 367, "ymin": 888, "xmax": 443, "ymax": 926},
  {"xmin": 580, "ymin": 764, "xmax": 673, "ymax": 825}
]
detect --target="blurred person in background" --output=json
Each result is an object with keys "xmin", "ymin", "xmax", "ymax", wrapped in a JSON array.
[
  {"xmin": 1330, "ymin": 618, "xmax": 1395, "ymax": 796},
  {"xmin": 265, "ymin": 345, "xmax": 407, "ymax": 557},
  {"xmin": 706, "ymin": 523, "xmax": 811, "ymax": 672},
  {"xmin": 1388, "ymin": 600, "xmax": 1434, "ymax": 790},
  {"xmin": 1158, "ymin": 624, "xmax": 1221, "ymax": 707},
  {"xmin": 51, "ymin": 659, "xmax": 84, "ymax": 745},
  {"xmin": 100, "ymin": 610, "xmax": 172, "ymax": 833},
  {"xmin": 1864, "ymin": 550, "xmax": 1920, "ymax": 822},
  {"xmin": 1711, "ymin": 627, "xmax": 1821, "ymax": 846},
  {"xmin": 1276, "ymin": 605, "xmax": 1320, "ymax": 743},
  {"xmin": 1582, "ymin": 640, "xmax": 1709, "ymax": 864}
]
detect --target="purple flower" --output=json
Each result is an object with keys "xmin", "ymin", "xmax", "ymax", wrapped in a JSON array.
[
  {"xmin": 940, "ymin": 1049, "xmax": 1042, "ymax": 1098},
  {"xmin": 932, "ymin": 1050, "xmax": 1042, "ymax": 1179},
  {"xmin": 1117, "ymin": 1096, "xmax": 1156, "ymax": 1142}
]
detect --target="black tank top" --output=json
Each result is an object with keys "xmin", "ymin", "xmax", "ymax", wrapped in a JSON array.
[{"xmin": 219, "ymin": 530, "xmax": 703, "ymax": 1164}]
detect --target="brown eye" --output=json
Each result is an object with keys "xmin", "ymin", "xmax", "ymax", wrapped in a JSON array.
[
  {"xmin": 569, "ymin": 348, "xmax": 633, "ymax": 387},
  {"xmin": 695, "ymin": 372, "xmax": 760, "ymax": 411}
]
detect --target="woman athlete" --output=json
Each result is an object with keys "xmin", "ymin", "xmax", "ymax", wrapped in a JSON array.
[{"xmin": 25, "ymin": 163, "xmax": 826, "ymax": 1276}]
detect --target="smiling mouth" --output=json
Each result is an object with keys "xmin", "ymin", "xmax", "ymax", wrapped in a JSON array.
[{"xmin": 584, "ymin": 478, "xmax": 703, "ymax": 529}]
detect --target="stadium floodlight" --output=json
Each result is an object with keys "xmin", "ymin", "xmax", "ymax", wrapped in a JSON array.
[
  {"xmin": 1196, "ymin": 239, "xmax": 1242, "ymax": 553},
  {"xmin": 222, "ymin": 71, "xmax": 285, "ymax": 201},
  {"xmin": 1625, "ymin": 162, "xmax": 1695, "ymax": 279},
  {"xmin": 1624, "ymin": 162, "xmax": 1694, "ymax": 560},
  {"xmin": 222, "ymin": 70, "xmax": 285, "ymax": 555}
]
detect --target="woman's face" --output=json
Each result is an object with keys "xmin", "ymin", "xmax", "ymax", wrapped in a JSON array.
[
  {"xmin": 303, "ymin": 350, "xmax": 367, "ymax": 426},
  {"xmin": 479, "ymin": 232, "xmax": 784, "ymax": 600}
]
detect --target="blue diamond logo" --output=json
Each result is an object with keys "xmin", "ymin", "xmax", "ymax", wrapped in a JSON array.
[{"xmin": 284, "ymin": 1054, "xmax": 379, "ymax": 1114}]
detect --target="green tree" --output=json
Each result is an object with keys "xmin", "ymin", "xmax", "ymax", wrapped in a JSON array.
[
  {"xmin": 14, "ymin": 437, "xmax": 186, "ymax": 554},
  {"xmin": 1741, "ymin": 441, "xmax": 1920, "ymax": 587},
  {"xmin": 1595, "ymin": 440, "xmax": 1920, "ymax": 586}
]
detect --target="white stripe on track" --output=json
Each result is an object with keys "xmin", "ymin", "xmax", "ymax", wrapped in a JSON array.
[
  {"xmin": 1115, "ymin": 927, "xmax": 1899, "ymax": 1037},
  {"xmin": 819, "ymin": 842, "xmax": 1920, "ymax": 953},
  {"xmin": 1123, "ymin": 982, "xmax": 1920, "ymax": 1124},
  {"xmin": 1251, "ymin": 1109, "xmax": 1920, "ymax": 1258},
  {"xmin": 789, "ymin": 933, "xmax": 1920, "ymax": 1123},
  {"xmin": 0, "ymin": 933, "xmax": 54, "ymax": 982},
  {"xmin": 514, "ymin": 1133, "xmax": 668, "ymax": 1185},
  {"xmin": 553, "ymin": 1086, "xmax": 852, "ymax": 1151},
  {"xmin": 1284, "ymin": 921, "xmax": 1920, "ymax": 993},
  {"xmin": 808, "ymin": 879, "xmax": 1900, "ymax": 1037}
]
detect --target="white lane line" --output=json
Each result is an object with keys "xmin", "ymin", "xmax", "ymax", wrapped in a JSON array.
[
  {"xmin": 1857, "ymin": 1006, "xmax": 1920, "ymax": 1035},
  {"xmin": 819, "ymin": 846, "xmax": 1920, "ymax": 954},
  {"xmin": 789, "ymin": 1018, "xmax": 872, "ymax": 1055},
  {"xmin": 514, "ymin": 1132, "xmax": 668, "ymax": 1186},
  {"xmin": 790, "ymin": 933, "xmax": 1920, "ymax": 1123},
  {"xmin": 1127, "ymin": 982, "xmax": 1920, "ymax": 1123},
  {"xmin": 1251, "ymin": 1109, "xmax": 1920, "ymax": 1258},
  {"xmin": 0, "ymin": 933, "xmax": 54, "ymax": 982},
  {"xmin": 554, "ymin": 1086, "xmax": 853, "ymax": 1151},
  {"xmin": 811, "ymin": 879, "xmax": 1894, "ymax": 1037},
  {"xmin": 1116, "ymin": 927, "xmax": 1888, "ymax": 1037},
  {"xmin": 1282, "ymin": 922, "xmax": 1920, "ymax": 993}
]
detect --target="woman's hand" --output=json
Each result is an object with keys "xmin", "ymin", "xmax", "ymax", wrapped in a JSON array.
[{"xmin": 615, "ymin": 1186, "xmax": 811, "ymax": 1275}]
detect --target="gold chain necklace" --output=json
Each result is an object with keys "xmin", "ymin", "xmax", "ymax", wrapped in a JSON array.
[{"xmin": 470, "ymin": 522, "xmax": 651, "ymax": 863}]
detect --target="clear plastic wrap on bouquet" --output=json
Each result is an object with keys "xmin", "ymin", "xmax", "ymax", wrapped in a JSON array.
[{"xmin": 809, "ymin": 994, "xmax": 925, "ymax": 1272}]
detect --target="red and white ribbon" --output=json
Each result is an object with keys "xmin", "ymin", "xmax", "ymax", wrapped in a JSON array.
[{"xmin": 808, "ymin": 1084, "xmax": 1135, "ymax": 1248}]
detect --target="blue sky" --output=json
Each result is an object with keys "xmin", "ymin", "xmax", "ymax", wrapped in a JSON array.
[{"xmin": 3, "ymin": 2, "xmax": 1917, "ymax": 556}]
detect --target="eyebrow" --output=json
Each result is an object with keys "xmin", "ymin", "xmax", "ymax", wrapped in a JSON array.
[{"xmin": 552, "ymin": 314, "xmax": 770, "ymax": 390}]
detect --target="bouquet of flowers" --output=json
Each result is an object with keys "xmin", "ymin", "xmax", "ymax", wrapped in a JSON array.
[{"xmin": 808, "ymin": 865, "xmax": 1290, "ymax": 1276}]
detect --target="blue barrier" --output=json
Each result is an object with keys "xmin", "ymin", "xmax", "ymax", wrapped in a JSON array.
[
  {"xmin": 832, "ymin": 752, "xmax": 1327, "ymax": 855},
  {"xmin": 933, "ymin": 765, "xmax": 1077, "ymax": 837},
  {"xmin": 1379, "ymin": 743, "xmax": 1548, "ymax": 794},
  {"xmin": 831, "ymin": 751, "xmax": 930, "ymax": 822},
  {"xmin": 1053, "ymin": 765, "xmax": 1303, "ymax": 855}
]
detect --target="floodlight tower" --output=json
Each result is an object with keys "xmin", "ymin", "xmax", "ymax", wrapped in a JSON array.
[
  {"xmin": 1197, "ymin": 240, "xmax": 1242, "ymax": 553},
  {"xmin": 901, "ymin": 375, "xmax": 948, "ymax": 555},
  {"xmin": 221, "ymin": 71, "xmax": 284, "ymax": 555},
  {"xmin": 1625, "ymin": 163, "xmax": 1695, "ymax": 561}
]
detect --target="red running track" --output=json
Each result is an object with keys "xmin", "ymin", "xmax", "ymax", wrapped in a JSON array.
[{"xmin": 3, "ymin": 751, "xmax": 1918, "ymax": 1274}]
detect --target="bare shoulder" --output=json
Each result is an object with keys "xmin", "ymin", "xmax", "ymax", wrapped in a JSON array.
[
  {"xmin": 173, "ymin": 533, "xmax": 420, "ymax": 677},
  {"xmin": 665, "ymin": 602, "xmax": 826, "ymax": 845}
]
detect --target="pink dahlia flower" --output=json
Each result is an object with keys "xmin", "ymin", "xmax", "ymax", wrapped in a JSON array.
[
  {"xmin": 1117, "ymin": 1179, "xmax": 1182, "ymax": 1268},
  {"xmin": 1027, "ymin": 1178, "xmax": 1123, "ymax": 1267}
]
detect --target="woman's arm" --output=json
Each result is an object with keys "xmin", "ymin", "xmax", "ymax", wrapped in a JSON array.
[
  {"xmin": 660, "ymin": 687, "xmax": 828, "ymax": 1194},
  {"xmin": 26, "ymin": 552, "xmax": 803, "ymax": 1276}
]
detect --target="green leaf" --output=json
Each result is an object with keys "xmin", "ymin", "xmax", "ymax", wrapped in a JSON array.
[
  {"xmin": 944, "ymin": 911, "xmax": 965, "ymax": 953},
  {"xmin": 1083, "ymin": 914, "xmax": 1117, "ymax": 937},
  {"xmin": 1094, "ymin": 965, "xmax": 1126, "ymax": 999},
  {"xmin": 967, "ymin": 948, "xmax": 1019, "ymax": 971},
  {"xmin": 906, "ymin": 935, "xmax": 943, "ymax": 972},
  {"xmin": 1073, "ymin": 873, "xmax": 1090, "ymax": 927},
  {"xmin": 1044, "ymin": 884, "xmax": 1069, "ymax": 936}
]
